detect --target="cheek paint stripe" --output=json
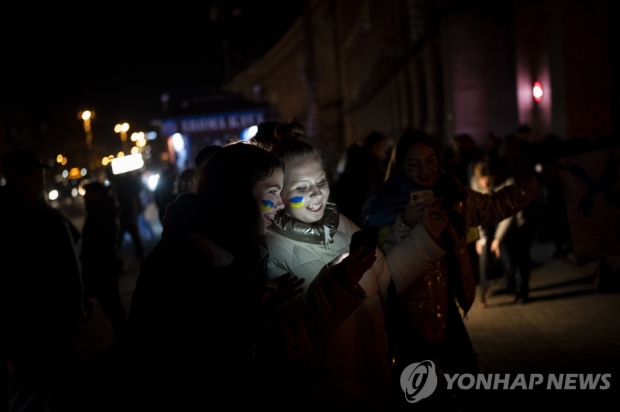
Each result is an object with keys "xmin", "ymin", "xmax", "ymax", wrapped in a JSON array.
[
  {"xmin": 259, "ymin": 200, "xmax": 275, "ymax": 211},
  {"xmin": 289, "ymin": 196, "xmax": 304, "ymax": 208}
]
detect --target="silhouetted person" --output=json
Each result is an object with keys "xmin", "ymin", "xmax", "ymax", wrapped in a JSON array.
[
  {"xmin": 80, "ymin": 182, "xmax": 128, "ymax": 343},
  {"xmin": 175, "ymin": 168, "xmax": 197, "ymax": 194},
  {"xmin": 121, "ymin": 142, "xmax": 298, "ymax": 411},
  {"xmin": 105, "ymin": 168, "xmax": 146, "ymax": 261},
  {"xmin": 1, "ymin": 149, "xmax": 87, "ymax": 412},
  {"xmin": 194, "ymin": 144, "xmax": 222, "ymax": 170},
  {"xmin": 539, "ymin": 134, "xmax": 572, "ymax": 257},
  {"xmin": 153, "ymin": 162, "xmax": 177, "ymax": 224},
  {"xmin": 331, "ymin": 131, "xmax": 390, "ymax": 225},
  {"xmin": 444, "ymin": 133, "xmax": 481, "ymax": 186}
]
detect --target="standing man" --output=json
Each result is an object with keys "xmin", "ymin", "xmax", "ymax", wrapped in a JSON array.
[{"xmin": 0, "ymin": 149, "xmax": 87, "ymax": 412}]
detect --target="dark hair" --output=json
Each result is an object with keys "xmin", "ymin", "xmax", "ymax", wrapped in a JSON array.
[
  {"xmin": 386, "ymin": 129, "xmax": 441, "ymax": 181},
  {"xmin": 253, "ymin": 120, "xmax": 324, "ymax": 170},
  {"xmin": 195, "ymin": 141, "xmax": 284, "ymax": 254},
  {"xmin": 175, "ymin": 168, "xmax": 197, "ymax": 194},
  {"xmin": 195, "ymin": 145, "xmax": 223, "ymax": 169},
  {"xmin": 250, "ymin": 121, "xmax": 280, "ymax": 150},
  {"xmin": 388, "ymin": 129, "xmax": 468, "ymax": 233},
  {"xmin": 363, "ymin": 131, "xmax": 387, "ymax": 151}
]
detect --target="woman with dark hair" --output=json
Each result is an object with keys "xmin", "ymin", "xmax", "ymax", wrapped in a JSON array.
[
  {"xmin": 122, "ymin": 141, "xmax": 302, "ymax": 410},
  {"xmin": 361, "ymin": 129, "xmax": 550, "ymax": 411}
]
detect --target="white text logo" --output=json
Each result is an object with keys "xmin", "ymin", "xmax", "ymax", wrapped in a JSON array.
[{"xmin": 444, "ymin": 373, "xmax": 611, "ymax": 390}]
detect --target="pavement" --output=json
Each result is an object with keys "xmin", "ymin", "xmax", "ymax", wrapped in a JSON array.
[{"xmin": 64, "ymin": 199, "xmax": 620, "ymax": 411}]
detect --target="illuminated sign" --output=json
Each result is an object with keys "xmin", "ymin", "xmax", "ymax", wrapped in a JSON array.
[
  {"xmin": 170, "ymin": 111, "xmax": 266, "ymax": 134},
  {"xmin": 111, "ymin": 154, "xmax": 144, "ymax": 175}
]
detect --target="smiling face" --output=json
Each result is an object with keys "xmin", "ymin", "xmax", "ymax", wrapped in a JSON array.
[
  {"xmin": 402, "ymin": 144, "xmax": 439, "ymax": 188},
  {"xmin": 282, "ymin": 156, "xmax": 330, "ymax": 224},
  {"xmin": 252, "ymin": 167, "xmax": 284, "ymax": 234}
]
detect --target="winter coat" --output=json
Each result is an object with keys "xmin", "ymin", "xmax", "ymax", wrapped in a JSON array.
[
  {"xmin": 366, "ymin": 172, "xmax": 540, "ymax": 344},
  {"xmin": 0, "ymin": 186, "xmax": 84, "ymax": 354},
  {"xmin": 124, "ymin": 193, "xmax": 266, "ymax": 410},
  {"xmin": 263, "ymin": 201, "xmax": 444, "ymax": 411}
]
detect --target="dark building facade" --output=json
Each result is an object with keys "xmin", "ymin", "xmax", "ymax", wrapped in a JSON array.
[{"xmin": 224, "ymin": 0, "xmax": 617, "ymax": 174}]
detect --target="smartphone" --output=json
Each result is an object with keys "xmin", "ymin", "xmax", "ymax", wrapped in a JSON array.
[
  {"xmin": 350, "ymin": 226, "xmax": 380, "ymax": 254},
  {"xmin": 410, "ymin": 189, "xmax": 434, "ymax": 204}
]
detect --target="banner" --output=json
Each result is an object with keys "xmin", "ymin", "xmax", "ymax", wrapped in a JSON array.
[{"xmin": 557, "ymin": 146, "xmax": 620, "ymax": 258}]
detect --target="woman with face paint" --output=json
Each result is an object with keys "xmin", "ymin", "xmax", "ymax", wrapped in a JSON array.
[
  {"xmin": 255, "ymin": 123, "xmax": 449, "ymax": 411},
  {"xmin": 123, "ymin": 141, "xmax": 309, "ymax": 410}
]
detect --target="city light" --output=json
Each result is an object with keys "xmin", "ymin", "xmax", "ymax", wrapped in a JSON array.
[
  {"xmin": 115, "ymin": 122, "xmax": 131, "ymax": 153},
  {"xmin": 79, "ymin": 110, "xmax": 94, "ymax": 149},
  {"xmin": 110, "ymin": 153, "xmax": 144, "ymax": 175},
  {"xmin": 533, "ymin": 81, "xmax": 543, "ymax": 102}
]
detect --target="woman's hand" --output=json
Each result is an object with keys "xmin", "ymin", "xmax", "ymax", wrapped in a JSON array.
[
  {"xmin": 402, "ymin": 198, "xmax": 436, "ymax": 227},
  {"xmin": 329, "ymin": 247, "xmax": 376, "ymax": 291},
  {"xmin": 259, "ymin": 273, "xmax": 305, "ymax": 309},
  {"xmin": 421, "ymin": 198, "xmax": 448, "ymax": 240},
  {"xmin": 490, "ymin": 239, "xmax": 501, "ymax": 259},
  {"xmin": 475, "ymin": 239, "xmax": 484, "ymax": 256}
]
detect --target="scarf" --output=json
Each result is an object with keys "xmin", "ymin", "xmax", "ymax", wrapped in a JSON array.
[
  {"xmin": 268, "ymin": 201, "xmax": 340, "ymax": 246},
  {"xmin": 361, "ymin": 171, "xmax": 468, "ymax": 236}
]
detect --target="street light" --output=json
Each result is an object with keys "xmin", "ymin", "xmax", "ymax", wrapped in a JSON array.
[
  {"xmin": 79, "ymin": 110, "xmax": 96, "ymax": 169},
  {"xmin": 114, "ymin": 122, "xmax": 130, "ymax": 152},
  {"xmin": 80, "ymin": 110, "xmax": 94, "ymax": 149}
]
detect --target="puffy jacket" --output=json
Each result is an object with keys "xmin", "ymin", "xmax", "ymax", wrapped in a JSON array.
[
  {"xmin": 380, "ymin": 174, "xmax": 540, "ymax": 343},
  {"xmin": 263, "ymin": 202, "xmax": 444, "ymax": 411}
]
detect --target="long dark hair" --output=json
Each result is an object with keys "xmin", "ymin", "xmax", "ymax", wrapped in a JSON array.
[
  {"xmin": 195, "ymin": 141, "xmax": 284, "ymax": 255},
  {"xmin": 388, "ymin": 129, "xmax": 467, "ymax": 234}
]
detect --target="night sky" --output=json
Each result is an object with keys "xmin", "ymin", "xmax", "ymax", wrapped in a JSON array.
[{"xmin": 2, "ymin": 2, "xmax": 303, "ymax": 134}]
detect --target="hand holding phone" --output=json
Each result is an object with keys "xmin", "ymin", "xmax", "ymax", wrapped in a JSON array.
[
  {"xmin": 409, "ymin": 189, "xmax": 434, "ymax": 205},
  {"xmin": 403, "ymin": 194, "xmax": 437, "ymax": 227},
  {"xmin": 328, "ymin": 228, "xmax": 379, "ymax": 291},
  {"xmin": 349, "ymin": 226, "xmax": 380, "ymax": 255}
]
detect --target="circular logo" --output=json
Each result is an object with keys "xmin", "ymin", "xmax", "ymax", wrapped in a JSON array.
[{"xmin": 400, "ymin": 360, "xmax": 438, "ymax": 403}]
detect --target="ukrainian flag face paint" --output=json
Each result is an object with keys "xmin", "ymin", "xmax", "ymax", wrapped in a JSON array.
[
  {"xmin": 259, "ymin": 200, "xmax": 275, "ymax": 211},
  {"xmin": 289, "ymin": 196, "xmax": 305, "ymax": 208},
  {"xmin": 282, "ymin": 157, "xmax": 330, "ymax": 224}
]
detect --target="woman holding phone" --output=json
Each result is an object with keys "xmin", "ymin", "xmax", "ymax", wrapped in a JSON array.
[
  {"xmin": 361, "ymin": 129, "xmax": 550, "ymax": 411},
  {"xmin": 255, "ymin": 122, "xmax": 448, "ymax": 411}
]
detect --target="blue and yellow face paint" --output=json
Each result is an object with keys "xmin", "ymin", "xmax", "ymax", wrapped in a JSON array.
[
  {"xmin": 289, "ymin": 196, "xmax": 305, "ymax": 208},
  {"xmin": 259, "ymin": 200, "xmax": 275, "ymax": 212}
]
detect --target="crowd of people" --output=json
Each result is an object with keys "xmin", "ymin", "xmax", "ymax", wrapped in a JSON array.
[{"xmin": 1, "ymin": 119, "xmax": 612, "ymax": 411}]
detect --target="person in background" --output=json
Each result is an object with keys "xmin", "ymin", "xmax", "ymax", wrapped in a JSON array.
[
  {"xmin": 256, "ymin": 123, "xmax": 447, "ymax": 411},
  {"xmin": 194, "ymin": 144, "xmax": 222, "ymax": 170},
  {"xmin": 80, "ymin": 181, "xmax": 128, "ymax": 344},
  {"xmin": 471, "ymin": 159, "xmax": 532, "ymax": 304},
  {"xmin": 105, "ymin": 168, "xmax": 146, "ymax": 261},
  {"xmin": 174, "ymin": 168, "xmax": 197, "ymax": 195},
  {"xmin": 153, "ymin": 162, "xmax": 178, "ymax": 224},
  {"xmin": 443, "ymin": 133, "xmax": 481, "ymax": 186},
  {"xmin": 1, "ymin": 149, "xmax": 88, "ymax": 412},
  {"xmin": 331, "ymin": 131, "xmax": 391, "ymax": 226}
]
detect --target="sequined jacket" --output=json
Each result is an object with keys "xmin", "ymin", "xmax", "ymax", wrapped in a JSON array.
[{"xmin": 381, "ymin": 175, "xmax": 540, "ymax": 343}]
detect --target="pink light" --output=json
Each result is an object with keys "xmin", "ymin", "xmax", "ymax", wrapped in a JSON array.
[{"xmin": 533, "ymin": 81, "xmax": 543, "ymax": 102}]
